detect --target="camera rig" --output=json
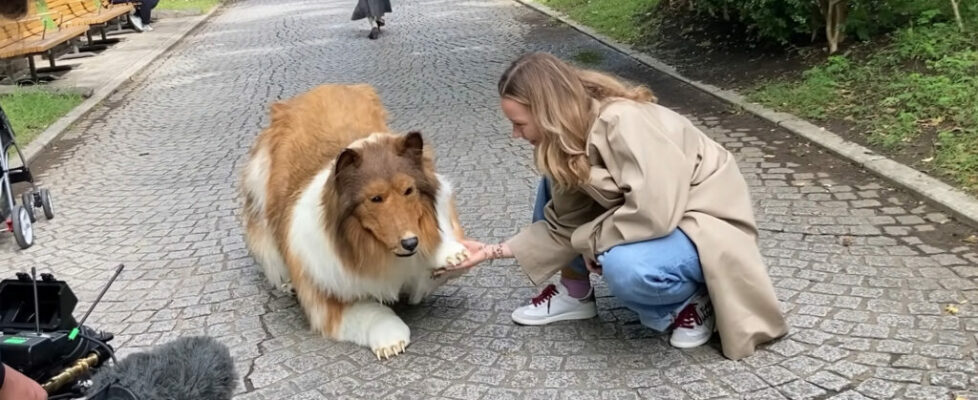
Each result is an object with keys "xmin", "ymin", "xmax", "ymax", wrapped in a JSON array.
[{"xmin": 0, "ymin": 264, "xmax": 123, "ymax": 398}]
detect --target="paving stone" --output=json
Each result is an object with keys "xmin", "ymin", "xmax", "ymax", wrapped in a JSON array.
[
  {"xmin": 827, "ymin": 391, "xmax": 873, "ymax": 400},
  {"xmin": 778, "ymin": 380, "xmax": 827, "ymax": 399},
  {"xmin": 856, "ymin": 378, "xmax": 902, "ymax": 399},
  {"xmin": 930, "ymin": 372, "xmax": 970, "ymax": 389},
  {"xmin": 806, "ymin": 371, "xmax": 851, "ymax": 392},
  {"xmin": 720, "ymin": 372, "xmax": 770, "ymax": 393},
  {"xmin": 756, "ymin": 366, "xmax": 799, "ymax": 386}
]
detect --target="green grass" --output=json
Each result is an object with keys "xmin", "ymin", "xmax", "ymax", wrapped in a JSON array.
[
  {"xmin": 157, "ymin": 0, "xmax": 221, "ymax": 13},
  {"xmin": 539, "ymin": 0, "xmax": 658, "ymax": 43},
  {"xmin": 1, "ymin": 90, "xmax": 83, "ymax": 150},
  {"xmin": 749, "ymin": 19, "xmax": 978, "ymax": 192}
]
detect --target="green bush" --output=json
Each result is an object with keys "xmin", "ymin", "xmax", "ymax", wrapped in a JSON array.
[
  {"xmin": 684, "ymin": 0, "xmax": 816, "ymax": 43},
  {"xmin": 668, "ymin": 0, "xmax": 954, "ymax": 47}
]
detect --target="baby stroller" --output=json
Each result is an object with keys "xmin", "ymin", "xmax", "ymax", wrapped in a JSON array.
[{"xmin": 1, "ymin": 105, "xmax": 54, "ymax": 249}]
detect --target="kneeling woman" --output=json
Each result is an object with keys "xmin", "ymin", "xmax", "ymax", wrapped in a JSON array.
[{"xmin": 444, "ymin": 52, "xmax": 788, "ymax": 359}]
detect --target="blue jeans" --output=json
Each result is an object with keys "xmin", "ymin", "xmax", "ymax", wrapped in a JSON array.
[{"xmin": 533, "ymin": 178, "xmax": 706, "ymax": 331}]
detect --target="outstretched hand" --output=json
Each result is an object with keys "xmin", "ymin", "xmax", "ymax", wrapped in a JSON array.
[{"xmin": 432, "ymin": 239, "xmax": 510, "ymax": 277}]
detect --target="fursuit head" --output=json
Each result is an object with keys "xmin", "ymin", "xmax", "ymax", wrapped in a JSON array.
[{"xmin": 240, "ymin": 84, "xmax": 471, "ymax": 359}]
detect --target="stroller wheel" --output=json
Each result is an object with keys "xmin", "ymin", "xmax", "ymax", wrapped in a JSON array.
[
  {"xmin": 21, "ymin": 191, "xmax": 36, "ymax": 223},
  {"xmin": 12, "ymin": 205, "xmax": 34, "ymax": 249},
  {"xmin": 40, "ymin": 189, "xmax": 54, "ymax": 220}
]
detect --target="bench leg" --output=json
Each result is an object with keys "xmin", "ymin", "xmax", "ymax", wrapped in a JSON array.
[
  {"xmin": 56, "ymin": 41, "xmax": 97, "ymax": 60},
  {"xmin": 28, "ymin": 56, "xmax": 37, "ymax": 82},
  {"xmin": 37, "ymin": 49, "xmax": 77, "ymax": 71},
  {"xmin": 77, "ymin": 30, "xmax": 110, "ymax": 52},
  {"xmin": 16, "ymin": 56, "xmax": 57, "ymax": 86},
  {"xmin": 82, "ymin": 26, "xmax": 122, "ymax": 48}
]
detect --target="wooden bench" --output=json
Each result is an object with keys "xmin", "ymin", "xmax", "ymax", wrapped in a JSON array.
[
  {"xmin": 0, "ymin": 2, "xmax": 90, "ymax": 83},
  {"xmin": 43, "ymin": 0, "xmax": 134, "ymax": 49}
]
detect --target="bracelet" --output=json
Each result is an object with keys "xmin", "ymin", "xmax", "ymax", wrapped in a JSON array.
[{"xmin": 487, "ymin": 244, "xmax": 505, "ymax": 260}]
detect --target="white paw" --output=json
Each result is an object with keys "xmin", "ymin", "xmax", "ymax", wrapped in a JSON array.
[
  {"xmin": 433, "ymin": 240, "xmax": 469, "ymax": 269},
  {"xmin": 279, "ymin": 282, "xmax": 296, "ymax": 295},
  {"xmin": 369, "ymin": 316, "xmax": 411, "ymax": 360}
]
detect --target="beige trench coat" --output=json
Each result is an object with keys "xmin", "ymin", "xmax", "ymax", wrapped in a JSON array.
[{"xmin": 505, "ymin": 99, "xmax": 788, "ymax": 360}]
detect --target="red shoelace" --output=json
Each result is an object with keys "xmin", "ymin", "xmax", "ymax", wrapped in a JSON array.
[
  {"xmin": 671, "ymin": 303, "xmax": 703, "ymax": 329},
  {"xmin": 531, "ymin": 284, "xmax": 559, "ymax": 306}
]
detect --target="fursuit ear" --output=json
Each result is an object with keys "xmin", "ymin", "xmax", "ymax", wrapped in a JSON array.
[
  {"xmin": 399, "ymin": 131, "xmax": 424, "ymax": 162},
  {"xmin": 335, "ymin": 148, "xmax": 361, "ymax": 173}
]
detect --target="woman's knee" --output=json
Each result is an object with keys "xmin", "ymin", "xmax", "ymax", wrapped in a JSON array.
[
  {"xmin": 600, "ymin": 249, "xmax": 672, "ymax": 298},
  {"xmin": 598, "ymin": 238, "xmax": 703, "ymax": 305}
]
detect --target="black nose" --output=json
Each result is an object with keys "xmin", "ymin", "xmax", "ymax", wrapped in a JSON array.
[{"xmin": 400, "ymin": 237, "xmax": 419, "ymax": 252}]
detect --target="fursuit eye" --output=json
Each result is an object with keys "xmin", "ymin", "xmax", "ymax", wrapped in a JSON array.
[
  {"xmin": 404, "ymin": 187, "xmax": 414, "ymax": 195},
  {"xmin": 371, "ymin": 195, "xmax": 383, "ymax": 203}
]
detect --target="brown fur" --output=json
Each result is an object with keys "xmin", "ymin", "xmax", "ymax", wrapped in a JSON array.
[{"xmin": 242, "ymin": 84, "xmax": 464, "ymax": 339}]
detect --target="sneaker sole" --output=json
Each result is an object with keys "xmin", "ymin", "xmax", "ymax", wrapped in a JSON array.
[
  {"xmin": 669, "ymin": 326, "xmax": 716, "ymax": 349},
  {"xmin": 511, "ymin": 308, "xmax": 597, "ymax": 326},
  {"xmin": 669, "ymin": 335, "xmax": 712, "ymax": 349}
]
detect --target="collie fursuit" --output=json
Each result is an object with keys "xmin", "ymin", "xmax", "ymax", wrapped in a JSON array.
[{"xmin": 240, "ymin": 84, "xmax": 470, "ymax": 359}]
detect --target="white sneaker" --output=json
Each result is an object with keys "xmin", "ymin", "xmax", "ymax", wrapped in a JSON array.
[
  {"xmin": 511, "ymin": 283, "xmax": 597, "ymax": 325},
  {"xmin": 669, "ymin": 291, "xmax": 716, "ymax": 348},
  {"xmin": 130, "ymin": 14, "xmax": 144, "ymax": 32}
]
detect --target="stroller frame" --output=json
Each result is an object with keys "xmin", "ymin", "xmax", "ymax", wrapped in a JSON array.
[{"xmin": 1, "ymin": 104, "xmax": 54, "ymax": 249}]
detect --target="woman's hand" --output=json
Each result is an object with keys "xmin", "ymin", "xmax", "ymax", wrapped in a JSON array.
[
  {"xmin": 459, "ymin": 239, "xmax": 486, "ymax": 254},
  {"xmin": 433, "ymin": 240, "xmax": 512, "ymax": 277},
  {"xmin": 0, "ymin": 364, "xmax": 47, "ymax": 400}
]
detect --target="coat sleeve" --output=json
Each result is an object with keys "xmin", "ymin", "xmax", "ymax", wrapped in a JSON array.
[
  {"xmin": 506, "ymin": 187, "xmax": 601, "ymax": 285},
  {"xmin": 572, "ymin": 105, "xmax": 693, "ymax": 258}
]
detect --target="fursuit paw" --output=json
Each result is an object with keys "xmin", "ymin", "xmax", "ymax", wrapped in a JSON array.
[
  {"xmin": 434, "ymin": 240, "xmax": 469, "ymax": 269},
  {"xmin": 369, "ymin": 316, "xmax": 411, "ymax": 360},
  {"xmin": 279, "ymin": 282, "xmax": 296, "ymax": 295},
  {"xmin": 373, "ymin": 340, "xmax": 407, "ymax": 360}
]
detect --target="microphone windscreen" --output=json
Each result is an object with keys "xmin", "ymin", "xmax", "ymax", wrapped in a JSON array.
[{"xmin": 89, "ymin": 336, "xmax": 237, "ymax": 400}]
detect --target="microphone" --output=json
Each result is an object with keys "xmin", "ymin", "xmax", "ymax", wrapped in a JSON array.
[{"xmin": 85, "ymin": 336, "xmax": 237, "ymax": 400}]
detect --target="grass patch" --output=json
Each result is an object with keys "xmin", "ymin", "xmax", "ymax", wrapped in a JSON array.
[
  {"xmin": 572, "ymin": 50, "xmax": 604, "ymax": 65},
  {"xmin": 538, "ymin": 0, "xmax": 658, "ymax": 43},
  {"xmin": 749, "ymin": 17, "xmax": 978, "ymax": 192},
  {"xmin": 157, "ymin": 0, "xmax": 221, "ymax": 13},
  {"xmin": 1, "ymin": 90, "xmax": 83, "ymax": 150}
]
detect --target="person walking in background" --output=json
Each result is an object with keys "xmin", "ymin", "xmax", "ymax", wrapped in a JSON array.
[{"xmin": 352, "ymin": 0, "xmax": 392, "ymax": 40}]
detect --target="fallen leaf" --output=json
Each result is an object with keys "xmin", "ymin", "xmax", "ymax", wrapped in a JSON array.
[
  {"xmin": 955, "ymin": 396, "xmax": 967, "ymax": 400},
  {"xmin": 920, "ymin": 116, "xmax": 945, "ymax": 127},
  {"xmin": 840, "ymin": 236, "xmax": 854, "ymax": 247},
  {"xmin": 921, "ymin": 157, "xmax": 934, "ymax": 162},
  {"xmin": 964, "ymin": 235, "xmax": 978, "ymax": 244},
  {"xmin": 944, "ymin": 304, "xmax": 959, "ymax": 315}
]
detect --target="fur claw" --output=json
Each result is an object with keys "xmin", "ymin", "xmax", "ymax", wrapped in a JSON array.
[
  {"xmin": 445, "ymin": 249, "xmax": 469, "ymax": 267},
  {"xmin": 373, "ymin": 341, "xmax": 408, "ymax": 361}
]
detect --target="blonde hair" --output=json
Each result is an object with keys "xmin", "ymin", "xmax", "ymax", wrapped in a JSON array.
[{"xmin": 497, "ymin": 52, "xmax": 656, "ymax": 189}]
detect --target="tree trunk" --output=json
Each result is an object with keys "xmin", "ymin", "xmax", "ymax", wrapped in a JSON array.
[
  {"xmin": 819, "ymin": 0, "xmax": 849, "ymax": 54},
  {"xmin": 949, "ymin": 0, "xmax": 964, "ymax": 32}
]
